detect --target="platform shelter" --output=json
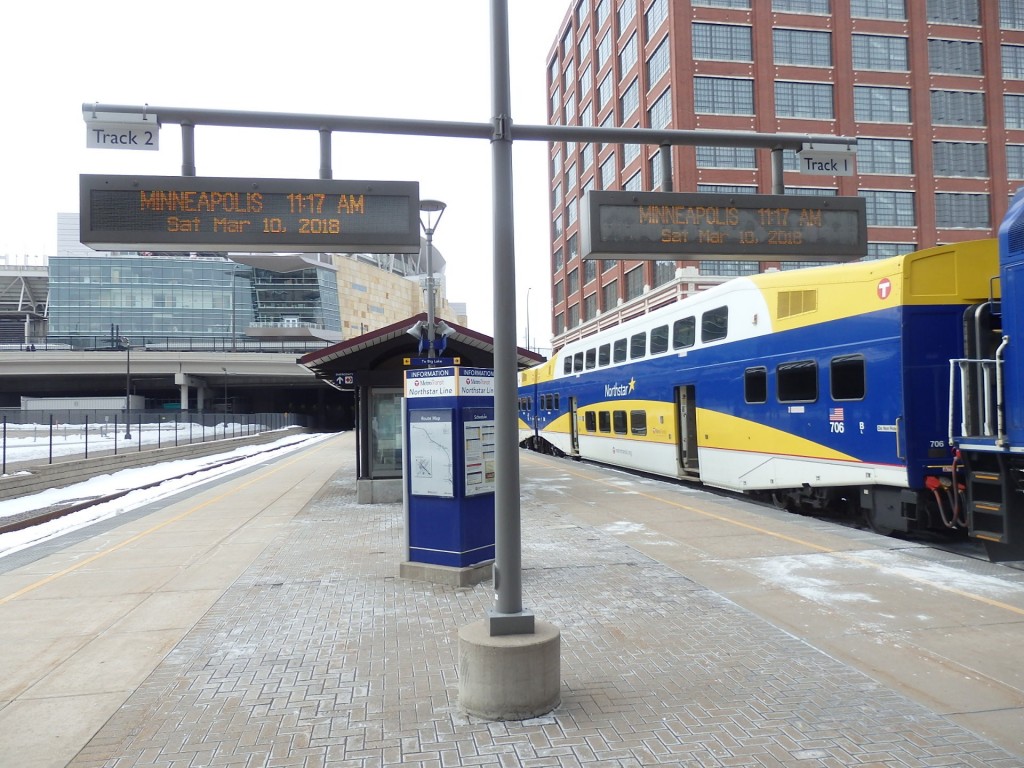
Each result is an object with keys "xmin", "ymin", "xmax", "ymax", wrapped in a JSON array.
[{"xmin": 299, "ymin": 313, "xmax": 544, "ymax": 503}]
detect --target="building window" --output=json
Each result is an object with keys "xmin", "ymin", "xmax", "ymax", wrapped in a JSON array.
[
  {"xmin": 597, "ymin": 31, "xmax": 612, "ymax": 69},
  {"xmin": 553, "ymin": 248, "xmax": 564, "ymax": 272},
  {"xmin": 863, "ymin": 190, "xmax": 916, "ymax": 226},
  {"xmin": 583, "ymin": 293, "xmax": 598, "ymax": 321},
  {"xmin": 580, "ymin": 65, "xmax": 592, "ymax": 98},
  {"xmin": 648, "ymin": 89, "xmax": 671, "ymax": 130},
  {"xmin": 579, "ymin": 25, "xmax": 591, "ymax": 59},
  {"xmin": 624, "ymin": 171, "xmax": 642, "ymax": 191},
  {"xmin": 851, "ymin": 34, "xmax": 908, "ymax": 70},
  {"xmin": 602, "ymin": 280, "xmax": 618, "ymax": 310},
  {"xmin": 620, "ymin": 79, "xmax": 639, "ymax": 120},
  {"xmin": 927, "ymin": 0, "xmax": 979, "ymax": 25},
  {"xmin": 773, "ymin": 0, "xmax": 829, "ymax": 12},
  {"xmin": 935, "ymin": 193, "xmax": 990, "ymax": 228},
  {"xmin": 928, "ymin": 39, "xmax": 983, "ymax": 76},
  {"xmin": 1007, "ymin": 95, "xmax": 1024, "ymax": 129},
  {"xmin": 851, "ymin": 0, "xmax": 905, "ymax": 19},
  {"xmin": 647, "ymin": 38, "xmax": 671, "ymax": 84},
  {"xmin": 596, "ymin": 0, "xmax": 609, "ymax": 25},
  {"xmin": 581, "ymin": 142, "xmax": 594, "ymax": 171},
  {"xmin": 773, "ymin": 28, "xmax": 832, "ymax": 67},
  {"xmin": 933, "ymin": 142, "xmax": 988, "ymax": 177},
  {"xmin": 619, "ymin": 32, "xmax": 638, "ymax": 75},
  {"xmin": 700, "ymin": 260, "xmax": 759, "ymax": 276},
  {"xmin": 584, "ymin": 259, "xmax": 597, "ymax": 284},
  {"xmin": 649, "ymin": 153, "xmax": 663, "ymax": 190},
  {"xmin": 553, "ymin": 214, "xmax": 563, "ymax": 238},
  {"xmin": 654, "ymin": 260, "xmax": 676, "ymax": 286},
  {"xmin": 625, "ymin": 266, "xmax": 644, "ymax": 300},
  {"xmin": 598, "ymin": 74, "xmax": 613, "ymax": 111},
  {"xmin": 698, "ymin": 184, "xmax": 758, "ymax": 194},
  {"xmin": 854, "ymin": 86, "xmax": 911, "ymax": 122},
  {"xmin": 1003, "ymin": 45, "xmax": 1024, "ymax": 79},
  {"xmin": 568, "ymin": 303, "xmax": 580, "ymax": 329},
  {"xmin": 645, "ymin": 0, "xmax": 667, "ymax": 38},
  {"xmin": 568, "ymin": 267, "xmax": 579, "ymax": 295},
  {"xmin": 932, "ymin": 90, "xmax": 986, "ymax": 126},
  {"xmin": 1009, "ymin": 146, "xmax": 1024, "ymax": 179},
  {"xmin": 693, "ymin": 0, "xmax": 750, "ymax": 7},
  {"xmin": 554, "ymin": 280, "xmax": 564, "ymax": 304},
  {"xmin": 858, "ymin": 138, "xmax": 913, "ymax": 174},
  {"xmin": 569, "ymin": 233, "xmax": 579, "ymax": 260},
  {"xmin": 567, "ymin": 198, "xmax": 578, "ymax": 227},
  {"xmin": 1003, "ymin": 0, "xmax": 1024, "ymax": 29},
  {"xmin": 564, "ymin": 59, "xmax": 575, "ymax": 92},
  {"xmin": 867, "ymin": 242, "xmax": 916, "ymax": 258},
  {"xmin": 600, "ymin": 154, "xmax": 618, "ymax": 189},
  {"xmin": 775, "ymin": 81, "xmax": 834, "ymax": 119},
  {"xmin": 556, "ymin": 313, "xmax": 565, "ymax": 334},
  {"xmin": 623, "ymin": 142, "xmax": 640, "ymax": 166},
  {"xmin": 697, "ymin": 146, "xmax": 757, "ymax": 168},
  {"xmin": 693, "ymin": 23, "xmax": 753, "ymax": 62},
  {"xmin": 617, "ymin": 0, "xmax": 635, "ymax": 30},
  {"xmin": 694, "ymin": 77, "xmax": 754, "ymax": 114}
]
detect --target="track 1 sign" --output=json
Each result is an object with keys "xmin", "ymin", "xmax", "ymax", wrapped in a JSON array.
[
  {"xmin": 80, "ymin": 175, "xmax": 421, "ymax": 253},
  {"xmin": 581, "ymin": 191, "xmax": 867, "ymax": 261}
]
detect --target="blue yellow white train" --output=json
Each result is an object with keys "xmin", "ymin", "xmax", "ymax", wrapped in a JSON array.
[{"xmin": 519, "ymin": 189, "xmax": 1024, "ymax": 562}]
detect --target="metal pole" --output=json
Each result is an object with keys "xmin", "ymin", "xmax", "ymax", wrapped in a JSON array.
[
  {"xmin": 489, "ymin": 0, "xmax": 531, "ymax": 635},
  {"xmin": 659, "ymin": 144, "xmax": 673, "ymax": 192},
  {"xmin": 426, "ymin": 226, "xmax": 436, "ymax": 358},
  {"xmin": 319, "ymin": 128, "xmax": 332, "ymax": 180},
  {"xmin": 771, "ymin": 147, "xmax": 785, "ymax": 194},
  {"xmin": 181, "ymin": 124, "xmax": 196, "ymax": 176},
  {"xmin": 123, "ymin": 340, "xmax": 132, "ymax": 440}
]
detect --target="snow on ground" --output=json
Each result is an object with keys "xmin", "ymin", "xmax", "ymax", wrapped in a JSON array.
[
  {"xmin": 0, "ymin": 432, "xmax": 333, "ymax": 560},
  {"xmin": 1, "ymin": 419, "xmax": 274, "ymax": 465}
]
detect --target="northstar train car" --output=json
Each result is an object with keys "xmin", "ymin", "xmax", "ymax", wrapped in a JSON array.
[{"xmin": 520, "ymin": 190, "xmax": 1024, "ymax": 562}]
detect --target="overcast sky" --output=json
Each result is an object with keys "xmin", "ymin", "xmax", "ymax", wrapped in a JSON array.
[{"xmin": 1, "ymin": 1, "xmax": 571, "ymax": 346}]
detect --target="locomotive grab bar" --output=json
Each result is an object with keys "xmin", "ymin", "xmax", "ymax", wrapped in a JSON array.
[
  {"xmin": 996, "ymin": 335, "xmax": 1009, "ymax": 447},
  {"xmin": 949, "ymin": 336, "xmax": 1009, "ymax": 445}
]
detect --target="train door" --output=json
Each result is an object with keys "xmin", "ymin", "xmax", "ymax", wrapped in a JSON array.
[
  {"xmin": 569, "ymin": 396, "xmax": 580, "ymax": 456},
  {"xmin": 675, "ymin": 385, "xmax": 699, "ymax": 477}
]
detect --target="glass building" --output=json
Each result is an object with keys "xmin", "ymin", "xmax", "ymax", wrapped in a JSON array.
[{"xmin": 48, "ymin": 253, "xmax": 340, "ymax": 349}]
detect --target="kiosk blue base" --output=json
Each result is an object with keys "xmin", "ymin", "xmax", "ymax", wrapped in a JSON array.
[{"xmin": 404, "ymin": 366, "xmax": 495, "ymax": 571}]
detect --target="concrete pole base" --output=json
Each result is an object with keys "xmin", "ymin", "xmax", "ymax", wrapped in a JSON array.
[{"xmin": 458, "ymin": 618, "xmax": 560, "ymax": 720}]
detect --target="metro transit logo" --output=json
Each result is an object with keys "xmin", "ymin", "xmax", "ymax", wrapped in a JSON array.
[{"xmin": 605, "ymin": 377, "xmax": 637, "ymax": 397}]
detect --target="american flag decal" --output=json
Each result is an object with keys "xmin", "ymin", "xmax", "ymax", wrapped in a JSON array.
[{"xmin": 829, "ymin": 407, "xmax": 845, "ymax": 421}]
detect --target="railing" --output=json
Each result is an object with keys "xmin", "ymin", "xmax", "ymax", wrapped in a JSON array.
[
  {"xmin": 949, "ymin": 337, "xmax": 1009, "ymax": 446},
  {"xmin": 0, "ymin": 410, "xmax": 307, "ymax": 475},
  {"xmin": 21, "ymin": 336, "xmax": 331, "ymax": 353}
]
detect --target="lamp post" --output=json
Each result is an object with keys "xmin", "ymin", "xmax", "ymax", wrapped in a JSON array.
[
  {"xmin": 119, "ymin": 336, "xmax": 132, "ymax": 440},
  {"xmin": 419, "ymin": 199, "xmax": 446, "ymax": 358},
  {"xmin": 221, "ymin": 367, "xmax": 228, "ymax": 414}
]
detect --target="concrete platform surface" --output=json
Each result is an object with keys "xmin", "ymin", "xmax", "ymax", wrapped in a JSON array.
[{"xmin": 0, "ymin": 431, "xmax": 1022, "ymax": 767}]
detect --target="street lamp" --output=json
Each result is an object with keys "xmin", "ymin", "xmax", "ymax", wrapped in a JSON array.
[
  {"xmin": 119, "ymin": 336, "xmax": 132, "ymax": 440},
  {"xmin": 419, "ymin": 199, "xmax": 446, "ymax": 358}
]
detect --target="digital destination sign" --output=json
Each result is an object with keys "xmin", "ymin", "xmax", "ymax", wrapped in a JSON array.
[
  {"xmin": 581, "ymin": 191, "xmax": 867, "ymax": 261},
  {"xmin": 80, "ymin": 175, "xmax": 421, "ymax": 254}
]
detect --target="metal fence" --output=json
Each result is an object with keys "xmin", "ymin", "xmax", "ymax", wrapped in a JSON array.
[{"xmin": 0, "ymin": 410, "xmax": 307, "ymax": 474}]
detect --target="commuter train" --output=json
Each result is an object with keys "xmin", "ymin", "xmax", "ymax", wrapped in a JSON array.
[{"xmin": 519, "ymin": 190, "xmax": 1024, "ymax": 562}]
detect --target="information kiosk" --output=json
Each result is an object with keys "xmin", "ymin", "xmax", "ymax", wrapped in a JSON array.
[{"xmin": 403, "ymin": 364, "xmax": 495, "ymax": 569}]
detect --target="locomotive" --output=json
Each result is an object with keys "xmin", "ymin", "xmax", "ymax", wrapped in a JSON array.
[{"xmin": 519, "ymin": 190, "xmax": 1024, "ymax": 562}]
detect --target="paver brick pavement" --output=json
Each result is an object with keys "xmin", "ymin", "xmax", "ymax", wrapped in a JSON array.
[{"xmin": 69, "ymin": 462, "xmax": 1022, "ymax": 767}]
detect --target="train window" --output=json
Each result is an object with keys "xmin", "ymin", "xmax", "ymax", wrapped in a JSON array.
[
  {"xmin": 701, "ymin": 306, "xmax": 728, "ymax": 343},
  {"xmin": 650, "ymin": 325, "xmax": 669, "ymax": 354},
  {"xmin": 630, "ymin": 410, "xmax": 648, "ymax": 436},
  {"xmin": 613, "ymin": 338, "xmax": 628, "ymax": 363},
  {"xmin": 573, "ymin": 352, "xmax": 584, "ymax": 372},
  {"xmin": 563, "ymin": 357, "xmax": 573, "ymax": 375},
  {"xmin": 613, "ymin": 410, "xmax": 628, "ymax": 434},
  {"xmin": 599, "ymin": 411, "xmax": 611, "ymax": 432},
  {"xmin": 745, "ymin": 367, "xmax": 768, "ymax": 404},
  {"xmin": 777, "ymin": 360, "xmax": 818, "ymax": 402},
  {"xmin": 584, "ymin": 411, "xmax": 597, "ymax": 431},
  {"xmin": 630, "ymin": 332, "xmax": 646, "ymax": 359},
  {"xmin": 554, "ymin": 393, "xmax": 561, "ymax": 410},
  {"xmin": 673, "ymin": 317, "xmax": 695, "ymax": 349},
  {"xmin": 831, "ymin": 354, "xmax": 866, "ymax": 400},
  {"xmin": 585, "ymin": 348, "xmax": 597, "ymax": 369},
  {"xmin": 598, "ymin": 343, "xmax": 611, "ymax": 366}
]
